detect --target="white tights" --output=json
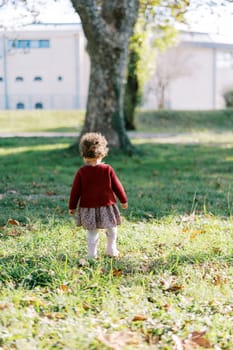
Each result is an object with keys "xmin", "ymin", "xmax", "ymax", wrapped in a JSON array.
[{"xmin": 86, "ymin": 226, "xmax": 119, "ymax": 258}]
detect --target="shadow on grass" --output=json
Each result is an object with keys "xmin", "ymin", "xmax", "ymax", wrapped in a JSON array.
[{"xmin": 0, "ymin": 137, "xmax": 233, "ymax": 225}]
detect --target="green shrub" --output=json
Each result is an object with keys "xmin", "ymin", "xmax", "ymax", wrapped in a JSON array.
[{"xmin": 223, "ymin": 90, "xmax": 233, "ymax": 108}]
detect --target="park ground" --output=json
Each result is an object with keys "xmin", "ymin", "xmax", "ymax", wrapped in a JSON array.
[{"xmin": 0, "ymin": 110, "xmax": 233, "ymax": 349}]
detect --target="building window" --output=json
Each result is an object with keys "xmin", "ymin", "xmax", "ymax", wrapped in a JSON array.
[
  {"xmin": 39, "ymin": 40, "xmax": 50, "ymax": 48},
  {"xmin": 8, "ymin": 39, "xmax": 50, "ymax": 49},
  {"xmin": 217, "ymin": 51, "xmax": 233, "ymax": 69},
  {"xmin": 57, "ymin": 76, "xmax": 63, "ymax": 81},
  {"xmin": 34, "ymin": 76, "xmax": 42, "ymax": 81},
  {"xmin": 15, "ymin": 76, "xmax": 24, "ymax": 82},
  {"xmin": 16, "ymin": 102, "xmax": 25, "ymax": 109},
  {"xmin": 0, "ymin": 77, "xmax": 3, "ymax": 82},
  {"xmin": 35, "ymin": 102, "xmax": 43, "ymax": 109}
]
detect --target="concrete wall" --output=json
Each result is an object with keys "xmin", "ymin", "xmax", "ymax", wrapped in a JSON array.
[
  {"xmin": 0, "ymin": 24, "xmax": 90, "ymax": 110},
  {"xmin": 144, "ymin": 38, "xmax": 233, "ymax": 110}
]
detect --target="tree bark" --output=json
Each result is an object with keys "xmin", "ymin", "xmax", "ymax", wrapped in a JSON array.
[
  {"xmin": 124, "ymin": 49, "xmax": 140, "ymax": 130},
  {"xmin": 71, "ymin": 0, "xmax": 139, "ymax": 151}
]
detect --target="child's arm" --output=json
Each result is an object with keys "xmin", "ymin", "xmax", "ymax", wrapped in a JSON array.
[
  {"xmin": 110, "ymin": 167, "xmax": 128, "ymax": 206},
  {"xmin": 68, "ymin": 171, "xmax": 81, "ymax": 214}
]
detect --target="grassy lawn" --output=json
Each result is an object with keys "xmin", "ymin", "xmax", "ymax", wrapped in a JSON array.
[
  {"xmin": 0, "ymin": 110, "xmax": 84, "ymax": 133},
  {"xmin": 0, "ymin": 111, "xmax": 233, "ymax": 349}
]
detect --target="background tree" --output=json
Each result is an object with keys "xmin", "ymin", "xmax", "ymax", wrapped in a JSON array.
[
  {"xmin": 149, "ymin": 46, "xmax": 193, "ymax": 109},
  {"xmin": 124, "ymin": 0, "xmax": 190, "ymax": 130},
  {"xmin": 1, "ymin": 0, "xmax": 233, "ymax": 148},
  {"xmin": 70, "ymin": 0, "xmax": 139, "ymax": 152}
]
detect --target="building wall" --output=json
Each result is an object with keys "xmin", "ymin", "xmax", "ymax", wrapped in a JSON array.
[
  {"xmin": 0, "ymin": 24, "xmax": 90, "ymax": 110},
  {"xmin": 1, "ymin": 26, "xmax": 233, "ymax": 111},
  {"xmin": 169, "ymin": 46, "xmax": 216, "ymax": 109},
  {"xmin": 144, "ymin": 37, "xmax": 233, "ymax": 110}
]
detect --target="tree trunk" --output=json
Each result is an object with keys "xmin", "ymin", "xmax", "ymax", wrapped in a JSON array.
[
  {"xmin": 71, "ymin": 0, "xmax": 139, "ymax": 151},
  {"xmin": 82, "ymin": 39, "xmax": 130, "ymax": 149},
  {"xmin": 124, "ymin": 49, "xmax": 140, "ymax": 130}
]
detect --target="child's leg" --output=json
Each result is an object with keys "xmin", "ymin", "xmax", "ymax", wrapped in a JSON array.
[
  {"xmin": 86, "ymin": 230, "xmax": 99, "ymax": 258},
  {"xmin": 105, "ymin": 226, "xmax": 119, "ymax": 257}
]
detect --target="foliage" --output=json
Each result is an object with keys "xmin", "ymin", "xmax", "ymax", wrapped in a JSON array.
[
  {"xmin": 223, "ymin": 90, "xmax": 233, "ymax": 108},
  {"xmin": 124, "ymin": 0, "xmax": 189, "ymax": 129}
]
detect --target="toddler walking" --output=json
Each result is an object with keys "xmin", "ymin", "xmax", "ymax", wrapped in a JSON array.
[{"xmin": 68, "ymin": 132, "xmax": 128, "ymax": 258}]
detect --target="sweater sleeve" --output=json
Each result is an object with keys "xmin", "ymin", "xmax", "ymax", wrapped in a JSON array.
[
  {"xmin": 110, "ymin": 167, "xmax": 127, "ymax": 204},
  {"xmin": 68, "ymin": 171, "xmax": 81, "ymax": 209}
]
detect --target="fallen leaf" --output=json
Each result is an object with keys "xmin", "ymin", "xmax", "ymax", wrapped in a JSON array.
[
  {"xmin": 0, "ymin": 303, "xmax": 11, "ymax": 310},
  {"xmin": 44, "ymin": 312, "xmax": 66, "ymax": 320},
  {"xmin": 98, "ymin": 330, "xmax": 139, "ymax": 350},
  {"xmin": 165, "ymin": 283, "xmax": 183, "ymax": 293},
  {"xmin": 59, "ymin": 284, "xmax": 70, "ymax": 292},
  {"xmin": 7, "ymin": 229, "xmax": 22, "ymax": 237},
  {"xmin": 82, "ymin": 301, "xmax": 92, "ymax": 310},
  {"xmin": 188, "ymin": 331, "xmax": 212, "ymax": 349},
  {"xmin": 21, "ymin": 296, "xmax": 45, "ymax": 307},
  {"xmin": 132, "ymin": 314, "xmax": 147, "ymax": 322},
  {"xmin": 213, "ymin": 274, "xmax": 224, "ymax": 286},
  {"xmin": 161, "ymin": 277, "xmax": 183, "ymax": 293},
  {"xmin": 190, "ymin": 229, "xmax": 206, "ymax": 240},
  {"xmin": 46, "ymin": 191, "xmax": 56, "ymax": 196},
  {"xmin": 112, "ymin": 268, "xmax": 123, "ymax": 277},
  {"xmin": 7, "ymin": 219, "xmax": 20, "ymax": 226}
]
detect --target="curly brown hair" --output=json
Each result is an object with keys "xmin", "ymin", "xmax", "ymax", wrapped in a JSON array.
[{"xmin": 79, "ymin": 133, "xmax": 109, "ymax": 159}]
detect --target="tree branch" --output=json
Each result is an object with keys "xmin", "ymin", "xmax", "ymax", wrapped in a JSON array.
[
  {"xmin": 71, "ymin": 0, "xmax": 107, "ymax": 44},
  {"xmin": 102, "ymin": 0, "xmax": 139, "ymax": 33},
  {"xmin": 71, "ymin": 0, "xmax": 139, "ymax": 49}
]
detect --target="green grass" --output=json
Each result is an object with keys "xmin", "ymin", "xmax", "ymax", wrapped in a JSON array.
[
  {"xmin": 0, "ymin": 110, "xmax": 84, "ymax": 132},
  {"xmin": 1, "ymin": 108, "xmax": 233, "ymax": 134},
  {"xmin": 135, "ymin": 108, "xmax": 233, "ymax": 132},
  {"xmin": 0, "ymin": 112, "xmax": 233, "ymax": 349}
]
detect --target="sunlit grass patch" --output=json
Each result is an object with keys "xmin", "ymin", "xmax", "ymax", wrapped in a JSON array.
[
  {"xmin": 0, "ymin": 142, "xmax": 70, "ymax": 156},
  {"xmin": 0, "ymin": 110, "xmax": 84, "ymax": 133}
]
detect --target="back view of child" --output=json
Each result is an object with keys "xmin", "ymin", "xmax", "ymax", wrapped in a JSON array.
[{"xmin": 68, "ymin": 132, "xmax": 128, "ymax": 259}]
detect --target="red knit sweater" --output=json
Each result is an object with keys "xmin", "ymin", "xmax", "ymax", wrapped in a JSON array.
[{"xmin": 69, "ymin": 164, "xmax": 127, "ymax": 209}]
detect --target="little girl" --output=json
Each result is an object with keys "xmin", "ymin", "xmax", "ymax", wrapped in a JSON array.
[{"xmin": 68, "ymin": 132, "xmax": 128, "ymax": 259}]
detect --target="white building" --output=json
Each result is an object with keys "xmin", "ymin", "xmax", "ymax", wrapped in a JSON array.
[
  {"xmin": 144, "ymin": 31, "xmax": 233, "ymax": 110},
  {"xmin": 0, "ymin": 23, "xmax": 89, "ymax": 110},
  {"xmin": 1, "ymin": 24, "xmax": 233, "ymax": 111}
]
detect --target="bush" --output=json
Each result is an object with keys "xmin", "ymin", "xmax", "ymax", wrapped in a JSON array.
[{"xmin": 223, "ymin": 90, "xmax": 233, "ymax": 108}]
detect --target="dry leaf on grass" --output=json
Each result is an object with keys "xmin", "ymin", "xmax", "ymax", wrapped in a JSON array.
[
  {"xmin": 7, "ymin": 229, "xmax": 22, "ymax": 237},
  {"xmin": 0, "ymin": 303, "xmax": 11, "ymax": 310},
  {"xmin": 172, "ymin": 331, "xmax": 212, "ymax": 350},
  {"xmin": 112, "ymin": 268, "xmax": 123, "ymax": 277},
  {"xmin": 59, "ymin": 284, "xmax": 71, "ymax": 292},
  {"xmin": 132, "ymin": 314, "xmax": 148, "ymax": 322},
  {"xmin": 188, "ymin": 331, "xmax": 212, "ymax": 348},
  {"xmin": 98, "ymin": 330, "xmax": 140, "ymax": 350},
  {"xmin": 161, "ymin": 276, "xmax": 183, "ymax": 293},
  {"xmin": 7, "ymin": 218, "xmax": 20, "ymax": 226},
  {"xmin": 43, "ymin": 312, "xmax": 66, "ymax": 320}
]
